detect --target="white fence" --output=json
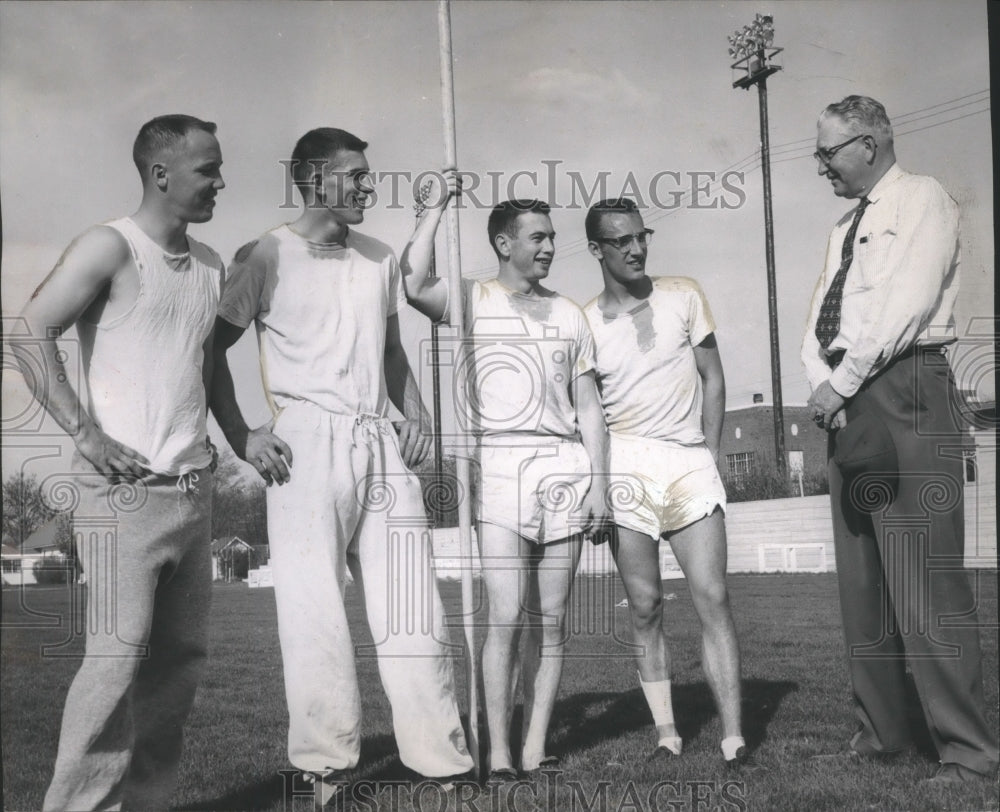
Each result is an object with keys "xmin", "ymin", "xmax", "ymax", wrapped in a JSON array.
[{"xmin": 430, "ymin": 483, "xmax": 996, "ymax": 579}]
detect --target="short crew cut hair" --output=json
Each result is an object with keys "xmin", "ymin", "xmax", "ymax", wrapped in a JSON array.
[
  {"xmin": 487, "ymin": 199, "xmax": 551, "ymax": 258},
  {"xmin": 133, "ymin": 114, "xmax": 217, "ymax": 175},
  {"xmin": 821, "ymin": 95, "xmax": 893, "ymax": 141},
  {"xmin": 290, "ymin": 128, "xmax": 369, "ymax": 186},
  {"xmin": 585, "ymin": 198, "xmax": 640, "ymax": 241}
]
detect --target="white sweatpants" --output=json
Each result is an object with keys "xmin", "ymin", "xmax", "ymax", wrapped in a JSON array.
[{"xmin": 266, "ymin": 404, "xmax": 472, "ymax": 777}]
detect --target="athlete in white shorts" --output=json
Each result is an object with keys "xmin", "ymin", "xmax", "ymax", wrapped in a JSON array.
[
  {"xmin": 608, "ymin": 434, "xmax": 727, "ymax": 539},
  {"xmin": 403, "ymin": 191, "xmax": 609, "ymax": 783},
  {"xmin": 210, "ymin": 129, "xmax": 472, "ymax": 798},
  {"xmin": 583, "ymin": 198, "xmax": 747, "ymax": 769}
]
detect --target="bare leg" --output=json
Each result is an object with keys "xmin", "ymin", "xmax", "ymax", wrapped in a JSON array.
[
  {"xmin": 610, "ymin": 527, "xmax": 670, "ymax": 682},
  {"xmin": 520, "ymin": 535, "xmax": 583, "ymax": 770},
  {"xmin": 667, "ymin": 508, "xmax": 742, "ymax": 740},
  {"xmin": 479, "ymin": 523, "xmax": 529, "ymax": 773},
  {"xmin": 610, "ymin": 526, "xmax": 679, "ymax": 745}
]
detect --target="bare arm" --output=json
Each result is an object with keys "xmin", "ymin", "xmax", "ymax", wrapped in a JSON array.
[
  {"xmin": 575, "ymin": 370, "xmax": 610, "ymax": 534},
  {"xmin": 209, "ymin": 317, "xmax": 293, "ymax": 485},
  {"xmin": 201, "ymin": 264, "xmax": 226, "ymax": 400},
  {"xmin": 399, "ymin": 170, "xmax": 459, "ymax": 322},
  {"xmin": 384, "ymin": 314, "xmax": 432, "ymax": 467},
  {"xmin": 694, "ymin": 333, "xmax": 725, "ymax": 463},
  {"xmin": 13, "ymin": 226, "xmax": 149, "ymax": 478},
  {"xmin": 209, "ymin": 317, "xmax": 252, "ymax": 455},
  {"xmin": 201, "ymin": 323, "xmax": 219, "ymax": 470}
]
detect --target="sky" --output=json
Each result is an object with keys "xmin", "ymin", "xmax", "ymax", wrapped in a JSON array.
[{"xmin": 1, "ymin": 0, "xmax": 994, "ymax": 478}]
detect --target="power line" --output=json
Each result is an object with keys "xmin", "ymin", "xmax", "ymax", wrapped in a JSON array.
[
  {"xmin": 893, "ymin": 89, "xmax": 990, "ymax": 122},
  {"xmin": 631, "ymin": 97, "xmax": 992, "ymax": 220},
  {"xmin": 757, "ymin": 88, "xmax": 990, "ymax": 155},
  {"xmin": 895, "ymin": 105, "xmax": 991, "ymax": 137},
  {"xmin": 451, "ymin": 90, "xmax": 991, "ymax": 277},
  {"xmin": 582, "ymin": 91, "xmax": 992, "ymax": 226},
  {"xmin": 767, "ymin": 103, "xmax": 990, "ymax": 167}
]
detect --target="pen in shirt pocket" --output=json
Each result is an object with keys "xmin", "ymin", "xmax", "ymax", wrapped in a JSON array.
[{"xmin": 859, "ymin": 232, "xmax": 873, "ymax": 244}]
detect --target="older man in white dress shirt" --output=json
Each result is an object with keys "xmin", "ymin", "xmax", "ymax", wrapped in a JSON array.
[{"xmin": 803, "ymin": 95, "xmax": 997, "ymax": 785}]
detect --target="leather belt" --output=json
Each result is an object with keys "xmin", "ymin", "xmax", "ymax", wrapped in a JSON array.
[{"xmin": 824, "ymin": 344, "xmax": 947, "ymax": 370}]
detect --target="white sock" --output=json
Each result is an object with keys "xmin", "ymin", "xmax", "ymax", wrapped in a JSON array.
[
  {"xmin": 638, "ymin": 672, "xmax": 682, "ymax": 754},
  {"xmin": 657, "ymin": 735, "xmax": 683, "ymax": 755},
  {"xmin": 721, "ymin": 735, "xmax": 746, "ymax": 760}
]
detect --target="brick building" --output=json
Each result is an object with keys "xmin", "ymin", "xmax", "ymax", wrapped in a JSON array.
[
  {"xmin": 719, "ymin": 392, "xmax": 987, "ymax": 494},
  {"xmin": 719, "ymin": 394, "xmax": 828, "ymax": 484}
]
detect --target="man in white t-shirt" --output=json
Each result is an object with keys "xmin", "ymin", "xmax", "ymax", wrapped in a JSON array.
[
  {"xmin": 582, "ymin": 198, "xmax": 747, "ymax": 768},
  {"xmin": 403, "ymin": 191, "xmax": 609, "ymax": 783},
  {"xmin": 209, "ymin": 129, "xmax": 472, "ymax": 799}
]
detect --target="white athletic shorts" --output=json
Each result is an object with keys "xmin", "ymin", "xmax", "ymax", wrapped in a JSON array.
[
  {"xmin": 608, "ymin": 431, "xmax": 726, "ymax": 538},
  {"xmin": 477, "ymin": 436, "xmax": 591, "ymax": 544}
]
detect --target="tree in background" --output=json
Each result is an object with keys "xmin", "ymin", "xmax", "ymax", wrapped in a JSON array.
[
  {"xmin": 2, "ymin": 472, "xmax": 77, "ymax": 579},
  {"xmin": 211, "ymin": 449, "xmax": 268, "ymax": 548},
  {"xmin": 2, "ymin": 472, "xmax": 73, "ymax": 551},
  {"xmin": 3, "ymin": 473, "xmax": 57, "ymax": 549}
]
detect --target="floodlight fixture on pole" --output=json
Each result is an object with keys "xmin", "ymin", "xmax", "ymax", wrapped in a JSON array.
[
  {"xmin": 728, "ymin": 13, "xmax": 788, "ymax": 479},
  {"xmin": 728, "ymin": 14, "xmax": 782, "ymax": 90}
]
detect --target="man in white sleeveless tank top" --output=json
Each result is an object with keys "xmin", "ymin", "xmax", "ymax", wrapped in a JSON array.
[
  {"xmin": 14, "ymin": 115, "xmax": 226, "ymax": 810},
  {"xmin": 211, "ymin": 128, "xmax": 472, "ymax": 796}
]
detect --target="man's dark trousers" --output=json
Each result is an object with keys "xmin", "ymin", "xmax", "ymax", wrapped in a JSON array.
[{"xmin": 828, "ymin": 348, "xmax": 998, "ymax": 775}]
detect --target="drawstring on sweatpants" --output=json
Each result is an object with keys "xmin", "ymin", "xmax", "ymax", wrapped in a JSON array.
[
  {"xmin": 353, "ymin": 413, "xmax": 390, "ymax": 446},
  {"xmin": 176, "ymin": 471, "xmax": 200, "ymax": 494}
]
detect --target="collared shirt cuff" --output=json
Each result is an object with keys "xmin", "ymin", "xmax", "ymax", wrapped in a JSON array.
[{"xmin": 829, "ymin": 363, "xmax": 862, "ymax": 399}]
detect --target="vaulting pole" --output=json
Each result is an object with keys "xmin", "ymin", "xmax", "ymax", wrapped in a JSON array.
[{"xmin": 437, "ymin": 0, "xmax": 480, "ymax": 777}]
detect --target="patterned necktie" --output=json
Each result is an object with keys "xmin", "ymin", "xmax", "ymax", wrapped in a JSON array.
[{"xmin": 815, "ymin": 197, "xmax": 870, "ymax": 349}]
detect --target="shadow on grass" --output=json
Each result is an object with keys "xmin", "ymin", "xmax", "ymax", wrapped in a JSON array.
[
  {"xmin": 179, "ymin": 678, "xmax": 797, "ymax": 809},
  {"xmin": 180, "ymin": 734, "xmax": 400, "ymax": 811},
  {"xmin": 742, "ymin": 677, "xmax": 801, "ymax": 751},
  {"xmin": 180, "ymin": 773, "xmax": 286, "ymax": 811},
  {"xmin": 544, "ymin": 678, "xmax": 798, "ymax": 757}
]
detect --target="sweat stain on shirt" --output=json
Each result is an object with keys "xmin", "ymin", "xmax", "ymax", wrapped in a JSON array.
[
  {"xmin": 507, "ymin": 291, "xmax": 554, "ymax": 323},
  {"xmin": 631, "ymin": 301, "xmax": 657, "ymax": 353}
]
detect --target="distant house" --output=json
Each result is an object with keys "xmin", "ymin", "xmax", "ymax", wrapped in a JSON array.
[
  {"xmin": 1, "ymin": 542, "xmax": 25, "ymax": 583},
  {"xmin": 1, "ymin": 517, "xmax": 67, "ymax": 586},
  {"xmin": 211, "ymin": 536, "xmax": 259, "ymax": 581}
]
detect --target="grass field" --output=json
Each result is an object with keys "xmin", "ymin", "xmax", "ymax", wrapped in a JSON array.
[{"xmin": 2, "ymin": 573, "xmax": 997, "ymax": 811}]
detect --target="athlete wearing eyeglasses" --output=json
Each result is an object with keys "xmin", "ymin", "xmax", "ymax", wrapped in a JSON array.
[{"xmin": 582, "ymin": 197, "xmax": 747, "ymax": 769}]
